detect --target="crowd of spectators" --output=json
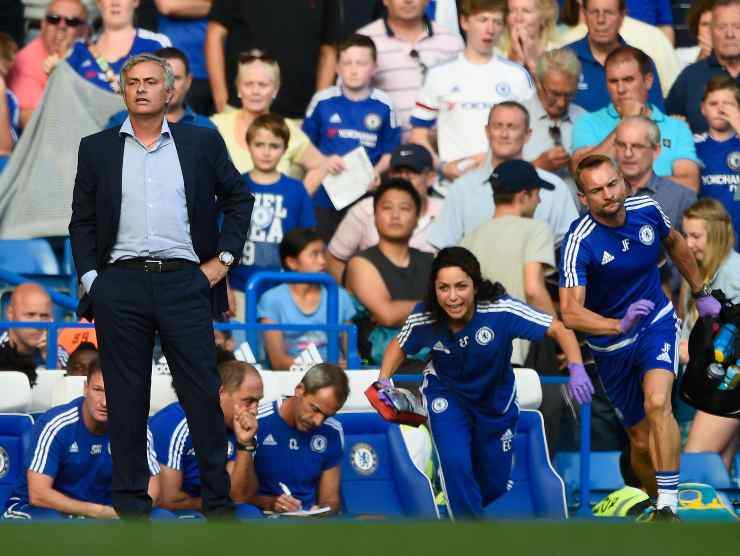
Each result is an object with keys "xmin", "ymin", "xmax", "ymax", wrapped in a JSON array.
[{"xmin": 1, "ymin": 0, "xmax": 740, "ymax": 483}]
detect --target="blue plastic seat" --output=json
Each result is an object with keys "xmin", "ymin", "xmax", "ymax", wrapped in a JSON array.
[
  {"xmin": 484, "ymin": 410, "xmax": 568, "ymax": 519},
  {"xmin": 0, "ymin": 240, "xmax": 60, "ymax": 275},
  {"xmin": 334, "ymin": 412, "xmax": 438, "ymax": 518},
  {"xmin": 680, "ymin": 452, "xmax": 732, "ymax": 489},
  {"xmin": 0, "ymin": 414, "xmax": 34, "ymax": 509},
  {"xmin": 554, "ymin": 450, "xmax": 624, "ymax": 508}
]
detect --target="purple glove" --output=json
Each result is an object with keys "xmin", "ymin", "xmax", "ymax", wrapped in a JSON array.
[
  {"xmin": 619, "ymin": 299, "xmax": 655, "ymax": 334},
  {"xmin": 376, "ymin": 378, "xmax": 395, "ymax": 408},
  {"xmin": 567, "ymin": 363, "xmax": 594, "ymax": 405},
  {"xmin": 696, "ymin": 294, "xmax": 721, "ymax": 318}
]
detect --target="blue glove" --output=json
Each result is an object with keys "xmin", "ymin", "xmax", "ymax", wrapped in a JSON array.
[
  {"xmin": 696, "ymin": 294, "xmax": 721, "ymax": 318},
  {"xmin": 567, "ymin": 363, "xmax": 594, "ymax": 405},
  {"xmin": 619, "ymin": 299, "xmax": 655, "ymax": 334}
]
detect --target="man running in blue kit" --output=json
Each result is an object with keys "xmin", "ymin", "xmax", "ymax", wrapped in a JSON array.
[{"xmin": 559, "ymin": 154, "xmax": 721, "ymax": 521}]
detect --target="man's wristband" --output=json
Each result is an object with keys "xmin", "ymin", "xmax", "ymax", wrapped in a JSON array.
[
  {"xmin": 236, "ymin": 440, "xmax": 256, "ymax": 452},
  {"xmin": 691, "ymin": 284, "xmax": 712, "ymax": 299}
]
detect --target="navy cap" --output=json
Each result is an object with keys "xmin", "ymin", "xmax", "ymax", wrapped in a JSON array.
[
  {"xmin": 390, "ymin": 144, "xmax": 433, "ymax": 173},
  {"xmin": 489, "ymin": 159, "xmax": 555, "ymax": 193}
]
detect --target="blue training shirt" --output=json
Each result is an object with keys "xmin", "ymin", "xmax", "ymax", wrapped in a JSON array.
[
  {"xmin": 149, "ymin": 401, "xmax": 236, "ymax": 498},
  {"xmin": 559, "ymin": 195, "xmax": 674, "ymax": 351},
  {"xmin": 254, "ymin": 400, "xmax": 343, "ymax": 509},
  {"xmin": 156, "ymin": 16, "xmax": 208, "ymax": 80},
  {"xmin": 695, "ymin": 132, "xmax": 740, "ymax": 251},
  {"xmin": 8, "ymin": 397, "xmax": 159, "ymax": 507},
  {"xmin": 398, "ymin": 297, "xmax": 553, "ymax": 417},
  {"xmin": 303, "ymin": 85, "xmax": 400, "ymax": 209}
]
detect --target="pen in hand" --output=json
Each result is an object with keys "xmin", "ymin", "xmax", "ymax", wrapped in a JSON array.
[{"xmin": 279, "ymin": 482, "xmax": 302, "ymax": 511}]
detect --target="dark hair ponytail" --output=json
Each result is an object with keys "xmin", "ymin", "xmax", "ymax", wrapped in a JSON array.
[{"xmin": 424, "ymin": 247, "xmax": 507, "ymax": 322}]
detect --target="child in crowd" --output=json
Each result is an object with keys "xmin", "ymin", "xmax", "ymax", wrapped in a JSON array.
[
  {"xmin": 257, "ymin": 228, "xmax": 356, "ymax": 370},
  {"xmin": 230, "ymin": 113, "xmax": 316, "ymax": 291},
  {"xmin": 0, "ymin": 32, "xmax": 20, "ymax": 171},
  {"xmin": 694, "ymin": 75, "xmax": 740, "ymax": 250},
  {"xmin": 303, "ymin": 33, "xmax": 401, "ymax": 240}
]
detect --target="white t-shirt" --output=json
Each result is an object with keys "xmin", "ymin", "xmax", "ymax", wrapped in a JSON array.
[{"xmin": 410, "ymin": 53, "xmax": 535, "ymax": 162}]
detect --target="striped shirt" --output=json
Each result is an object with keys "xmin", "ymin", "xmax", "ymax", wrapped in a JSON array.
[{"xmin": 357, "ymin": 16, "xmax": 463, "ymax": 130}]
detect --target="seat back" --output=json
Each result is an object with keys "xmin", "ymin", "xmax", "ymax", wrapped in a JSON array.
[
  {"xmin": 484, "ymin": 410, "xmax": 567, "ymax": 519},
  {"xmin": 0, "ymin": 413, "xmax": 34, "ymax": 508},
  {"xmin": 554, "ymin": 450, "xmax": 625, "ymax": 508},
  {"xmin": 0, "ymin": 239, "xmax": 60, "ymax": 275},
  {"xmin": 0, "ymin": 372, "xmax": 31, "ymax": 413},
  {"xmin": 680, "ymin": 452, "xmax": 732, "ymax": 489},
  {"xmin": 51, "ymin": 376, "xmax": 85, "ymax": 407},
  {"xmin": 335, "ymin": 412, "xmax": 437, "ymax": 518},
  {"xmin": 513, "ymin": 368, "xmax": 542, "ymax": 410},
  {"xmin": 150, "ymin": 375, "xmax": 178, "ymax": 416},
  {"xmin": 29, "ymin": 370, "xmax": 66, "ymax": 414}
]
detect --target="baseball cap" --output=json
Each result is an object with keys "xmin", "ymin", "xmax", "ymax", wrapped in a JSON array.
[
  {"xmin": 390, "ymin": 144, "xmax": 433, "ymax": 173},
  {"xmin": 488, "ymin": 159, "xmax": 555, "ymax": 193}
]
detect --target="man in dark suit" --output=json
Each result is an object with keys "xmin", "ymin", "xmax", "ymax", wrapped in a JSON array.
[{"xmin": 69, "ymin": 53, "xmax": 253, "ymax": 518}]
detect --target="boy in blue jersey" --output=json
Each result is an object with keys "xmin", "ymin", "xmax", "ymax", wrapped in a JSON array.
[
  {"xmin": 244, "ymin": 363, "xmax": 348, "ymax": 516},
  {"xmin": 375, "ymin": 247, "xmax": 588, "ymax": 519},
  {"xmin": 695, "ymin": 76, "xmax": 740, "ymax": 250},
  {"xmin": 303, "ymin": 33, "xmax": 401, "ymax": 238},
  {"xmin": 2, "ymin": 364, "xmax": 160, "ymax": 520},
  {"xmin": 559, "ymin": 154, "xmax": 721, "ymax": 520},
  {"xmin": 149, "ymin": 360, "xmax": 263, "ymax": 513},
  {"xmin": 230, "ymin": 113, "xmax": 316, "ymax": 291}
]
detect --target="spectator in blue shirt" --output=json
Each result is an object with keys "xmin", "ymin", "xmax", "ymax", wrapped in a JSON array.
[
  {"xmin": 257, "ymin": 227, "xmax": 356, "ymax": 370},
  {"xmin": 626, "ymin": 0, "xmax": 674, "ymax": 45},
  {"xmin": 154, "ymin": 0, "xmax": 213, "ymax": 115},
  {"xmin": 565, "ymin": 0, "xmax": 664, "ymax": 112},
  {"xmin": 0, "ymin": 31, "xmax": 19, "ymax": 166},
  {"xmin": 106, "ymin": 47, "xmax": 215, "ymax": 130},
  {"xmin": 572, "ymin": 46, "xmax": 700, "ymax": 192}
]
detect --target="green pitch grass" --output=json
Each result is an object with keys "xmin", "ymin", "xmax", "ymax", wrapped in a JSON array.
[{"xmin": 2, "ymin": 521, "xmax": 739, "ymax": 556}]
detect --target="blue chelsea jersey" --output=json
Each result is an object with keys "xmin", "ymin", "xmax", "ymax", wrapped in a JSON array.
[
  {"xmin": 695, "ymin": 133, "xmax": 740, "ymax": 250},
  {"xmin": 559, "ymin": 196, "xmax": 673, "ymax": 349},
  {"xmin": 150, "ymin": 402, "xmax": 236, "ymax": 498},
  {"xmin": 397, "ymin": 297, "xmax": 553, "ymax": 416},
  {"xmin": 254, "ymin": 400, "xmax": 343, "ymax": 508},
  {"xmin": 10, "ymin": 397, "xmax": 159, "ymax": 506}
]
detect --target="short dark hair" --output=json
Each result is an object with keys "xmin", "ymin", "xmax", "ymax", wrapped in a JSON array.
[
  {"xmin": 154, "ymin": 46, "xmax": 190, "ymax": 75},
  {"xmin": 460, "ymin": 0, "xmax": 507, "ymax": 17},
  {"xmin": 574, "ymin": 154, "xmax": 621, "ymax": 192},
  {"xmin": 702, "ymin": 74, "xmax": 740, "ymax": 104},
  {"xmin": 86, "ymin": 361, "xmax": 103, "ymax": 382},
  {"xmin": 373, "ymin": 178, "xmax": 422, "ymax": 216},
  {"xmin": 687, "ymin": 0, "xmax": 715, "ymax": 38},
  {"xmin": 300, "ymin": 363, "xmax": 350, "ymax": 407},
  {"xmin": 488, "ymin": 100, "xmax": 530, "ymax": 129},
  {"xmin": 279, "ymin": 227, "xmax": 325, "ymax": 269},
  {"xmin": 337, "ymin": 33, "xmax": 377, "ymax": 62},
  {"xmin": 246, "ymin": 112, "xmax": 290, "ymax": 146},
  {"xmin": 218, "ymin": 360, "xmax": 260, "ymax": 393},
  {"xmin": 492, "ymin": 190, "xmax": 518, "ymax": 206},
  {"xmin": 713, "ymin": 0, "xmax": 740, "ymax": 10},
  {"xmin": 605, "ymin": 46, "xmax": 653, "ymax": 78},
  {"xmin": 582, "ymin": 0, "xmax": 625, "ymax": 11}
]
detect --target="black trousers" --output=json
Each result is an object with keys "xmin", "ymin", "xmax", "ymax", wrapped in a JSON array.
[{"xmin": 92, "ymin": 264, "xmax": 231, "ymax": 516}]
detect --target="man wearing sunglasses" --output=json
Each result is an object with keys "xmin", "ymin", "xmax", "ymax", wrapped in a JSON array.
[{"xmin": 7, "ymin": 0, "xmax": 88, "ymax": 128}]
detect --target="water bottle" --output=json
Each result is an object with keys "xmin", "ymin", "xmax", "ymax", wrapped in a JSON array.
[
  {"xmin": 718, "ymin": 363, "xmax": 740, "ymax": 391},
  {"xmin": 713, "ymin": 323, "xmax": 738, "ymax": 363},
  {"xmin": 707, "ymin": 363, "xmax": 726, "ymax": 382}
]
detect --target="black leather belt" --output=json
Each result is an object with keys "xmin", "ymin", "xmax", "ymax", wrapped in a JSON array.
[{"xmin": 113, "ymin": 258, "xmax": 196, "ymax": 272}]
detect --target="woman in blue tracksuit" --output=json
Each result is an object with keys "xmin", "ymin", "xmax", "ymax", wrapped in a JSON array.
[{"xmin": 377, "ymin": 247, "xmax": 587, "ymax": 518}]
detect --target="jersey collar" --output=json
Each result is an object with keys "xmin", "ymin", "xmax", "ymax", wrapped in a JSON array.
[{"xmin": 382, "ymin": 14, "xmax": 433, "ymax": 39}]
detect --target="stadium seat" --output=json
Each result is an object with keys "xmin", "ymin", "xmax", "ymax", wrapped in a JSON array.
[
  {"xmin": 50, "ymin": 375, "xmax": 85, "ymax": 407},
  {"xmin": 734, "ymin": 455, "xmax": 740, "ymax": 489},
  {"xmin": 149, "ymin": 374, "xmax": 178, "ymax": 416},
  {"xmin": 513, "ymin": 368, "xmax": 541, "ymax": 410},
  {"xmin": 0, "ymin": 239, "xmax": 60, "ymax": 275},
  {"xmin": 334, "ymin": 412, "xmax": 438, "ymax": 518},
  {"xmin": 554, "ymin": 450, "xmax": 625, "ymax": 509},
  {"xmin": 29, "ymin": 370, "xmax": 66, "ymax": 414},
  {"xmin": 0, "ymin": 372, "xmax": 31, "ymax": 413},
  {"xmin": 0, "ymin": 413, "xmax": 34, "ymax": 508},
  {"xmin": 484, "ymin": 410, "xmax": 568, "ymax": 520},
  {"xmin": 680, "ymin": 453, "xmax": 732, "ymax": 490}
]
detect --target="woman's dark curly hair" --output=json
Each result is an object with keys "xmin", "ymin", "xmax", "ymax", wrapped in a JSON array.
[{"xmin": 424, "ymin": 247, "xmax": 507, "ymax": 322}]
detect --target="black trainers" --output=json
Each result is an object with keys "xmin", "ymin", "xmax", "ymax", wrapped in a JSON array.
[{"xmin": 636, "ymin": 506, "xmax": 680, "ymax": 522}]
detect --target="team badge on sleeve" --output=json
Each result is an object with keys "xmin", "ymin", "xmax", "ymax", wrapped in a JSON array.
[
  {"xmin": 475, "ymin": 326, "xmax": 494, "ymax": 346},
  {"xmin": 310, "ymin": 434, "xmax": 327, "ymax": 453},
  {"xmin": 638, "ymin": 225, "xmax": 655, "ymax": 246}
]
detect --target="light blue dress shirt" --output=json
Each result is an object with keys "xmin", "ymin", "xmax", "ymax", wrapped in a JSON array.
[{"xmin": 81, "ymin": 117, "xmax": 198, "ymax": 293}]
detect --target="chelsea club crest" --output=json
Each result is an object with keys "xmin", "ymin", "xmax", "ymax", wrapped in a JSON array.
[{"xmin": 638, "ymin": 224, "xmax": 655, "ymax": 246}]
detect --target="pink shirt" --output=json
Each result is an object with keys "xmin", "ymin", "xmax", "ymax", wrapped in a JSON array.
[
  {"xmin": 329, "ymin": 196, "xmax": 443, "ymax": 261},
  {"xmin": 7, "ymin": 37, "xmax": 49, "ymax": 111},
  {"xmin": 358, "ymin": 18, "xmax": 463, "ymax": 130}
]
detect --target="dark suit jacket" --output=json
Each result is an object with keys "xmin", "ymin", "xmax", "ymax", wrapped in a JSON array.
[{"xmin": 69, "ymin": 121, "xmax": 254, "ymax": 320}]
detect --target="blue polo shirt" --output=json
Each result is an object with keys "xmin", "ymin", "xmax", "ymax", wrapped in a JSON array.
[
  {"xmin": 566, "ymin": 36, "xmax": 665, "ymax": 113},
  {"xmin": 157, "ymin": 16, "xmax": 208, "ymax": 80},
  {"xmin": 626, "ymin": 0, "xmax": 673, "ymax": 26},
  {"xmin": 572, "ymin": 103, "xmax": 699, "ymax": 176},
  {"xmin": 105, "ymin": 105, "xmax": 216, "ymax": 130},
  {"xmin": 666, "ymin": 54, "xmax": 740, "ymax": 134}
]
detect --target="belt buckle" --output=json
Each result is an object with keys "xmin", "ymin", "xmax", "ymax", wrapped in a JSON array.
[{"xmin": 144, "ymin": 259, "xmax": 164, "ymax": 272}]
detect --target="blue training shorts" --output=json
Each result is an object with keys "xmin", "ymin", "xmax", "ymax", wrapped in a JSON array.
[{"xmin": 590, "ymin": 314, "xmax": 680, "ymax": 428}]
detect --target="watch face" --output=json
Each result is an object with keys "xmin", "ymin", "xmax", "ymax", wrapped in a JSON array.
[{"xmin": 220, "ymin": 252, "xmax": 234, "ymax": 266}]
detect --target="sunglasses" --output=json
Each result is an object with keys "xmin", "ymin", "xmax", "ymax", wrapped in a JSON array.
[
  {"xmin": 45, "ymin": 14, "xmax": 86, "ymax": 27},
  {"xmin": 238, "ymin": 50, "xmax": 277, "ymax": 65},
  {"xmin": 409, "ymin": 49, "xmax": 428, "ymax": 77}
]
